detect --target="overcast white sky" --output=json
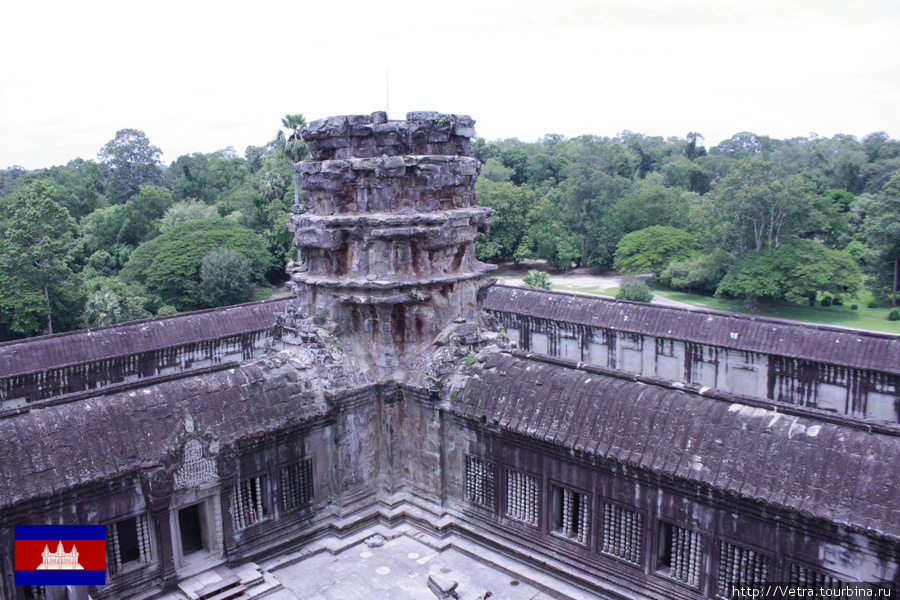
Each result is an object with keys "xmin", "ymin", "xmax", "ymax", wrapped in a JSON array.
[{"xmin": 2, "ymin": 0, "xmax": 898, "ymax": 170}]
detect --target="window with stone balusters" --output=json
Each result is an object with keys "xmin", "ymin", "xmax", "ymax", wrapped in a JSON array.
[
  {"xmin": 233, "ymin": 475, "xmax": 268, "ymax": 530},
  {"xmin": 600, "ymin": 502, "xmax": 643, "ymax": 565},
  {"xmin": 465, "ymin": 455, "xmax": 495, "ymax": 509},
  {"xmin": 551, "ymin": 485, "xmax": 589, "ymax": 546},
  {"xmin": 505, "ymin": 470, "xmax": 539, "ymax": 526},
  {"xmin": 281, "ymin": 459, "xmax": 314, "ymax": 512},
  {"xmin": 106, "ymin": 513, "xmax": 154, "ymax": 575},
  {"xmin": 788, "ymin": 563, "xmax": 844, "ymax": 587},
  {"xmin": 716, "ymin": 541, "xmax": 770, "ymax": 598},
  {"xmin": 657, "ymin": 522, "xmax": 702, "ymax": 587}
]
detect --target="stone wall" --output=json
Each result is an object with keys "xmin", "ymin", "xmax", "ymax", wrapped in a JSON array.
[
  {"xmin": 444, "ymin": 351, "xmax": 900, "ymax": 598},
  {"xmin": 449, "ymin": 423, "xmax": 899, "ymax": 599}
]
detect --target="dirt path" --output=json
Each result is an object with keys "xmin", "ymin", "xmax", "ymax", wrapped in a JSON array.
[{"xmin": 493, "ymin": 264, "xmax": 696, "ymax": 308}]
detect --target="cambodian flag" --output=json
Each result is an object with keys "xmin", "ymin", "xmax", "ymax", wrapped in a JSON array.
[{"xmin": 15, "ymin": 525, "xmax": 106, "ymax": 586}]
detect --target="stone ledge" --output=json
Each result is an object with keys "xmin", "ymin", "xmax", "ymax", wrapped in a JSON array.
[
  {"xmin": 290, "ymin": 267, "xmax": 497, "ymax": 293},
  {"xmin": 292, "ymin": 207, "xmax": 493, "ymax": 230},
  {"xmin": 296, "ymin": 155, "xmax": 480, "ymax": 175}
]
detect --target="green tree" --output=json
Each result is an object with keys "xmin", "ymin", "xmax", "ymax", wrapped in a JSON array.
[
  {"xmin": 98, "ymin": 129, "xmax": 163, "ymax": 202},
  {"xmin": 257, "ymin": 155, "xmax": 293, "ymax": 202},
  {"xmin": 707, "ymin": 158, "xmax": 815, "ymax": 257},
  {"xmin": 716, "ymin": 238, "xmax": 861, "ymax": 310},
  {"xmin": 613, "ymin": 226, "xmax": 698, "ymax": 275},
  {"xmin": 475, "ymin": 140, "xmax": 530, "ymax": 185},
  {"xmin": 616, "ymin": 280, "xmax": 654, "ymax": 303},
  {"xmin": 260, "ymin": 188, "xmax": 300, "ymax": 276},
  {"xmin": 167, "ymin": 149, "xmax": 252, "ymax": 205},
  {"xmin": 20, "ymin": 159, "xmax": 109, "ymax": 219},
  {"xmin": 197, "ymin": 249, "xmax": 255, "ymax": 308},
  {"xmin": 474, "ymin": 179, "xmax": 533, "ymax": 263},
  {"xmin": 82, "ymin": 249, "xmax": 119, "ymax": 278},
  {"xmin": 609, "ymin": 174, "xmax": 695, "ymax": 234},
  {"xmin": 0, "ymin": 165, "xmax": 29, "ymax": 197},
  {"xmin": 82, "ymin": 278, "xmax": 153, "ymax": 327},
  {"xmin": 556, "ymin": 136, "xmax": 636, "ymax": 267},
  {"xmin": 480, "ymin": 158, "xmax": 514, "ymax": 183},
  {"xmin": 522, "ymin": 270, "xmax": 551, "ymax": 290},
  {"xmin": 216, "ymin": 184, "xmax": 265, "ymax": 231},
  {"xmin": 661, "ymin": 157, "xmax": 711, "ymax": 194},
  {"xmin": 2, "ymin": 181, "xmax": 79, "ymax": 335},
  {"xmin": 114, "ymin": 186, "xmax": 172, "ymax": 246},
  {"xmin": 685, "ymin": 132, "xmax": 707, "ymax": 161},
  {"xmin": 120, "ymin": 218, "xmax": 270, "ymax": 310},
  {"xmin": 855, "ymin": 173, "xmax": 900, "ymax": 305},
  {"xmin": 522, "ymin": 194, "xmax": 582, "ymax": 271},
  {"xmin": 161, "ymin": 200, "xmax": 220, "ymax": 232},
  {"xmin": 659, "ymin": 251, "xmax": 729, "ymax": 294},
  {"xmin": 0, "ymin": 249, "xmax": 48, "ymax": 340},
  {"xmin": 79, "ymin": 186, "xmax": 172, "ymax": 256},
  {"xmin": 525, "ymin": 153, "xmax": 565, "ymax": 186},
  {"xmin": 244, "ymin": 141, "xmax": 278, "ymax": 174},
  {"xmin": 275, "ymin": 114, "xmax": 309, "ymax": 163}
]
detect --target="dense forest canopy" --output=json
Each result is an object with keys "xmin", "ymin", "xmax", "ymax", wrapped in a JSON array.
[
  {"xmin": 1, "ymin": 120, "xmax": 898, "ymax": 341},
  {"xmin": 472, "ymin": 130, "xmax": 900, "ymax": 312}
]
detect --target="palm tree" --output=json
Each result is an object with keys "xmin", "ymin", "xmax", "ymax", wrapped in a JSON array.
[
  {"xmin": 275, "ymin": 114, "xmax": 309, "ymax": 211},
  {"xmin": 276, "ymin": 114, "xmax": 309, "ymax": 163}
]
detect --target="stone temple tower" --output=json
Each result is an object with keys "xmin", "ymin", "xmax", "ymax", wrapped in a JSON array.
[{"xmin": 289, "ymin": 111, "xmax": 496, "ymax": 379}]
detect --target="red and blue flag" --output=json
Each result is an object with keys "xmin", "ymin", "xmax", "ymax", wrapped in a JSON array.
[{"xmin": 15, "ymin": 525, "xmax": 106, "ymax": 586}]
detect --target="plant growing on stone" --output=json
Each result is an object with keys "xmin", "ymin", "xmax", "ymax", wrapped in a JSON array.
[
  {"xmin": 464, "ymin": 353, "xmax": 477, "ymax": 367},
  {"xmin": 329, "ymin": 331, "xmax": 343, "ymax": 352},
  {"xmin": 410, "ymin": 288, "xmax": 425, "ymax": 301}
]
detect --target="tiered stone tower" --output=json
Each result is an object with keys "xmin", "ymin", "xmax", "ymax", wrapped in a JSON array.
[{"xmin": 289, "ymin": 111, "xmax": 496, "ymax": 378}]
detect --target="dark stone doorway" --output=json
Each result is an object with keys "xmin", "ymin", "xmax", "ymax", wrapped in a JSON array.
[{"xmin": 179, "ymin": 503, "xmax": 204, "ymax": 555}]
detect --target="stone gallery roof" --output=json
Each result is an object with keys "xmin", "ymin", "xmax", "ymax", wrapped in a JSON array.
[
  {"xmin": 0, "ymin": 354, "xmax": 327, "ymax": 510},
  {"xmin": 453, "ymin": 352, "xmax": 900, "ymax": 541},
  {"xmin": 485, "ymin": 286, "xmax": 900, "ymax": 375},
  {"xmin": 0, "ymin": 298, "xmax": 292, "ymax": 379}
]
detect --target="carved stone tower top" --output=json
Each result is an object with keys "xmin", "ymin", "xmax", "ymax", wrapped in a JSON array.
[{"xmin": 289, "ymin": 111, "xmax": 496, "ymax": 379}]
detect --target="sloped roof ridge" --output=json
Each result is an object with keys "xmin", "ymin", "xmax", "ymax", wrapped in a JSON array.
[
  {"xmin": 0, "ymin": 353, "xmax": 330, "ymax": 510},
  {"xmin": 0, "ymin": 297, "xmax": 292, "ymax": 349},
  {"xmin": 0, "ymin": 298, "xmax": 293, "ymax": 378},
  {"xmin": 0, "ymin": 361, "xmax": 240, "ymax": 421},
  {"xmin": 488, "ymin": 285, "xmax": 900, "ymax": 340},
  {"xmin": 505, "ymin": 349, "xmax": 900, "ymax": 438}
]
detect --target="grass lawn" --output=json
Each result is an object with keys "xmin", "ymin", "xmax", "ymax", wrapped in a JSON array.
[
  {"xmin": 552, "ymin": 284, "xmax": 611, "ymax": 295},
  {"xmin": 254, "ymin": 282, "xmax": 289, "ymax": 301},
  {"xmin": 494, "ymin": 275, "xmax": 615, "ymax": 297},
  {"xmin": 647, "ymin": 282, "xmax": 900, "ymax": 335}
]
